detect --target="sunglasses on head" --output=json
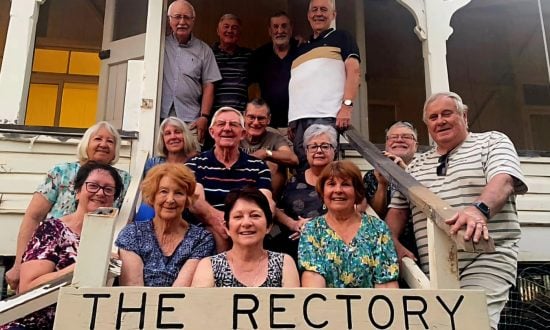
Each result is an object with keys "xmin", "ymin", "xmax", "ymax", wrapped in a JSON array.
[{"xmin": 436, "ymin": 153, "xmax": 449, "ymax": 176}]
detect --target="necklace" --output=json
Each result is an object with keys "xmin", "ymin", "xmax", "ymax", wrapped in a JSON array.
[{"xmin": 227, "ymin": 251, "xmax": 267, "ymax": 287}]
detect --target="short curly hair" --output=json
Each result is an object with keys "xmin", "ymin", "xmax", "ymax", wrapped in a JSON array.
[
  {"xmin": 316, "ymin": 160, "xmax": 365, "ymax": 204},
  {"xmin": 141, "ymin": 163, "xmax": 197, "ymax": 208}
]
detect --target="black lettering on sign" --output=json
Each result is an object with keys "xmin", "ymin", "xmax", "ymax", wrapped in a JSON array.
[
  {"xmin": 116, "ymin": 292, "xmax": 146, "ymax": 329},
  {"xmin": 233, "ymin": 294, "xmax": 259, "ymax": 329},
  {"xmin": 368, "ymin": 295, "xmax": 394, "ymax": 329},
  {"xmin": 336, "ymin": 294, "xmax": 361, "ymax": 329},
  {"xmin": 303, "ymin": 293, "xmax": 328, "ymax": 329},
  {"xmin": 436, "ymin": 295, "xmax": 464, "ymax": 330},
  {"xmin": 83, "ymin": 293, "xmax": 111, "ymax": 329},
  {"xmin": 270, "ymin": 294, "xmax": 296, "ymax": 328},
  {"xmin": 402, "ymin": 296, "xmax": 428, "ymax": 330},
  {"xmin": 157, "ymin": 293, "xmax": 186, "ymax": 329}
]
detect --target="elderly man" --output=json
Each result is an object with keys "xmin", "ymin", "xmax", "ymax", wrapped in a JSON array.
[
  {"xmin": 161, "ymin": 0, "xmax": 221, "ymax": 144},
  {"xmin": 386, "ymin": 92, "xmax": 528, "ymax": 329},
  {"xmin": 212, "ymin": 14, "xmax": 253, "ymax": 112},
  {"xmin": 364, "ymin": 121, "xmax": 418, "ymax": 218},
  {"xmin": 288, "ymin": 0, "xmax": 361, "ymax": 164},
  {"xmin": 240, "ymin": 98, "xmax": 299, "ymax": 198},
  {"xmin": 186, "ymin": 107, "xmax": 274, "ymax": 251},
  {"xmin": 250, "ymin": 11, "xmax": 298, "ymax": 130}
]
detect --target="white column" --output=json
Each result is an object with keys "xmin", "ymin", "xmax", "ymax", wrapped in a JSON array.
[
  {"xmin": 398, "ymin": 0, "xmax": 471, "ymax": 96},
  {"xmin": 0, "ymin": 0, "xmax": 45, "ymax": 124}
]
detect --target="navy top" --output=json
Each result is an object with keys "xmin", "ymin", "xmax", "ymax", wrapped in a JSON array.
[
  {"xmin": 186, "ymin": 149, "xmax": 272, "ymax": 210},
  {"xmin": 115, "ymin": 221, "xmax": 215, "ymax": 287}
]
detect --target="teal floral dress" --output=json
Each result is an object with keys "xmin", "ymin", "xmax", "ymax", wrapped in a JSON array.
[
  {"xmin": 298, "ymin": 213, "xmax": 399, "ymax": 288},
  {"xmin": 37, "ymin": 162, "xmax": 131, "ymax": 218}
]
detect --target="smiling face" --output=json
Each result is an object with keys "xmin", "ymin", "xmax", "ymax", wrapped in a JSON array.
[
  {"xmin": 163, "ymin": 124, "xmax": 185, "ymax": 154},
  {"xmin": 385, "ymin": 125, "xmax": 418, "ymax": 164},
  {"xmin": 308, "ymin": 0, "xmax": 336, "ymax": 37},
  {"xmin": 86, "ymin": 127, "xmax": 116, "ymax": 164},
  {"xmin": 76, "ymin": 169, "xmax": 116, "ymax": 213},
  {"xmin": 244, "ymin": 104, "xmax": 270, "ymax": 139},
  {"xmin": 322, "ymin": 175, "xmax": 356, "ymax": 213},
  {"xmin": 153, "ymin": 176, "xmax": 188, "ymax": 222},
  {"xmin": 305, "ymin": 133, "xmax": 335, "ymax": 169},
  {"xmin": 425, "ymin": 96, "xmax": 469, "ymax": 153},
  {"xmin": 168, "ymin": 1, "xmax": 195, "ymax": 44},
  {"xmin": 217, "ymin": 18, "xmax": 241, "ymax": 48},
  {"xmin": 269, "ymin": 15, "xmax": 292, "ymax": 47},
  {"xmin": 210, "ymin": 110, "xmax": 245, "ymax": 149},
  {"xmin": 226, "ymin": 198, "xmax": 270, "ymax": 247}
]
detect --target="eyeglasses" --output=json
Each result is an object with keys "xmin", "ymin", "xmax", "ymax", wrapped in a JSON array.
[
  {"xmin": 386, "ymin": 134, "xmax": 416, "ymax": 141},
  {"xmin": 306, "ymin": 143, "xmax": 334, "ymax": 153},
  {"xmin": 213, "ymin": 120, "xmax": 242, "ymax": 129},
  {"xmin": 168, "ymin": 14, "xmax": 194, "ymax": 22},
  {"xmin": 436, "ymin": 153, "xmax": 449, "ymax": 176},
  {"xmin": 85, "ymin": 182, "xmax": 116, "ymax": 196},
  {"xmin": 245, "ymin": 114, "xmax": 268, "ymax": 123}
]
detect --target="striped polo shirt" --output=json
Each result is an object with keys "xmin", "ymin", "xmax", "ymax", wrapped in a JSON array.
[
  {"xmin": 389, "ymin": 131, "xmax": 527, "ymax": 285},
  {"xmin": 186, "ymin": 149, "xmax": 272, "ymax": 210}
]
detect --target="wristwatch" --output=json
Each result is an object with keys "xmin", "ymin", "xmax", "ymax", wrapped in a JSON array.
[
  {"xmin": 266, "ymin": 149, "xmax": 273, "ymax": 158},
  {"xmin": 342, "ymin": 99, "xmax": 353, "ymax": 107},
  {"xmin": 472, "ymin": 201, "xmax": 490, "ymax": 219}
]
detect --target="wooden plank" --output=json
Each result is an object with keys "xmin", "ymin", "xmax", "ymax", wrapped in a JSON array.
[
  {"xmin": 0, "ymin": 193, "xmax": 33, "ymax": 212},
  {"xmin": 516, "ymin": 195, "xmax": 550, "ymax": 211},
  {"xmin": 401, "ymin": 257, "xmax": 430, "ymax": 289},
  {"xmin": 517, "ymin": 210, "xmax": 550, "ymax": 225},
  {"xmin": 521, "ymin": 162, "xmax": 550, "ymax": 177},
  {"xmin": 0, "ymin": 137, "xmax": 132, "ymax": 157},
  {"xmin": 522, "ymin": 177, "xmax": 550, "ymax": 194},
  {"xmin": 0, "ymin": 215, "xmax": 22, "ymax": 255},
  {"xmin": 0, "ymin": 153, "xmax": 131, "ymax": 174},
  {"xmin": 518, "ymin": 156, "xmax": 550, "ymax": 165},
  {"xmin": 54, "ymin": 287, "xmax": 490, "ymax": 330},
  {"xmin": 0, "ymin": 173, "xmax": 43, "ymax": 194},
  {"xmin": 519, "ymin": 226, "xmax": 550, "ymax": 261},
  {"xmin": 72, "ymin": 208, "xmax": 119, "ymax": 287}
]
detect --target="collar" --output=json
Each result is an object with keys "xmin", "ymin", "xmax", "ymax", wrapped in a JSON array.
[
  {"xmin": 170, "ymin": 33, "xmax": 195, "ymax": 48},
  {"xmin": 310, "ymin": 28, "xmax": 335, "ymax": 42}
]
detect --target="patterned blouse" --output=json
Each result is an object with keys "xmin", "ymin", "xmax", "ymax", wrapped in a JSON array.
[
  {"xmin": 115, "ymin": 221, "xmax": 215, "ymax": 287},
  {"xmin": 211, "ymin": 251, "xmax": 284, "ymax": 287},
  {"xmin": 37, "ymin": 161, "xmax": 131, "ymax": 219},
  {"xmin": 0, "ymin": 218, "xmax": 79, "ymax": 330},
  {"xmin": 298, "ymin": 214, "xmax": 399, "ymax": 288}
]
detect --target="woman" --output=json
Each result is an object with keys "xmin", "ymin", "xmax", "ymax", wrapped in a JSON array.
[
  {"xmin": 0, "ymin": 162, "xmax": 124, "ymax": 330},
  {"xmin": 5, "ymin": 121, "xmax": 131, "ymax": 291},
  {"xmin": 271, "ymin": 124, "xmax": 337, "ymax": 259},
  {"xmin": 143, "ymin": 117, "xmax": 199, "ymax": 175},
  {"xmin": 192, "ymin": 187, "xmax": 299, "ymax": 287},
  {"xmin": 299, "ymin": 160, "xmax": 399, "ymax": 288},
  {"xmin": 116, "ymin": 163, "xmax": 214, "ymax": 287}
]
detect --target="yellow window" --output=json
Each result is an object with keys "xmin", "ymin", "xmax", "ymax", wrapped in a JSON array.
[
  {"xmin": 32, "ymin": 49, "xmax": 69, "ymax": 73},
  {"xmin": 26, "ymin": 84, "xmax": 58, "ymax": 126},
  {"xmin": 69, "ymin": 51, "xmax": 100, "ymax": 76},
  {"xmin": 59, "ymin": 83, "xmax": 98, "ymax": 128}
]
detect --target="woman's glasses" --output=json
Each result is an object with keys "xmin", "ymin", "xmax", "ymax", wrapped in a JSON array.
[
  {"xmin": 306, "ymin": 143, "xmax": 334, "ymax": 153},
  {"xmin": 85, "ymin": 182, "xmax": 116, "ymax": 196}
]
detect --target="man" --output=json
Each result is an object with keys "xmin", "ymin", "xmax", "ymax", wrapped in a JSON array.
[
  {"xmin": 186, "ymin": 107, "xmax": 274, "ymax": 251},
  {"xmin": 250, "ymin": 11, "xmax": 298, "ymax": 130},
  {"xmin": 363, "ymin": 121, "xmax": 418, "ymax": 218},
  {"xmin": 212, "ymin": 14, "xmax": 253, "ymax": 112},
  {"xmin": 386, "ymin": 92, "xmax": 528, "ymax": 329},
  {"xmin": 288, "ymin": 0, "xmax": 361, "ymax": 164},
  {"xmin": 240, "ymin": 99, "xmax": 299, "ymax": 198},
  {"xmin": 161, "ymin": 0, "xmax": 221, "ymax": 144}
]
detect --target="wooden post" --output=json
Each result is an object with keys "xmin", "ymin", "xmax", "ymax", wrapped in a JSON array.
[{"xmin": 72, "ymin": 208, "xmax": 119, "ymax": 288}]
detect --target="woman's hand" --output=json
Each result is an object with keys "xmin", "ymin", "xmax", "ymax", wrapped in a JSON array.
[{"xmin": 289, "ymin": 216, "xmax": 311, "ymax": 241}]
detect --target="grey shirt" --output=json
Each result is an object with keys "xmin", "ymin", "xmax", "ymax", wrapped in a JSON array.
[{"xmin": 162, "ymin": 34, "xmax": 222, "ymax": 121}]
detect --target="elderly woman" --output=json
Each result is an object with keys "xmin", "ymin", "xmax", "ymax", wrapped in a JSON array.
[
  {"xmin": 271, "ymin": 124, "xmax": 337, "ymax": 259},
  {"xmin": 116, "ymin": 163, "xmax": 214, "ymax": 287},
  {"xmin": 5, "ymin": 121, "xmax": 131, "ymax": 291},
  {"xmin": 191, "ymin": 187, "xmax": 299, "ymax": 287},
  {"xmin": 0, "ymin": 162, "xmax": 123, "ymax": 330},
  {"xmin": 299, "ymin": 160, "xmax": 399, "ymax": 288},
  {"xmin": 143, "ymin": 117, "xmax": 199, "ymax": 176}
]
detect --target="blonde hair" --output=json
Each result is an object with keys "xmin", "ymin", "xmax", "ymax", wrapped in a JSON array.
[
  {"xmin": 141, "ymin": 163, "xmax": 197, "ymax": 208},
  {"xmin": 156, "ymin": 117, "xmax": 199, "ymax": 158},
  {"xmin": 77, "ymin": 121, "xmax": 121, "ymax": 164}
]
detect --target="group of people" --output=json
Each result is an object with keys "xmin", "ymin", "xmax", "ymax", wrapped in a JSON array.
[{"xmin": 1, "ymin": 0, "xmax": 527, "ymax": 329}]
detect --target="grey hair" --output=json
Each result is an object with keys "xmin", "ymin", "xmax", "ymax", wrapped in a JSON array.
[
  {"xmin": 423, "ymin": 91, "xmax": 468, "ymax": 122},
  {"xmin": 218, "ymin": 13, "xmax": 242, "ymax": 26},
  {"xmin": 167, "ymin": 0, "xmax": 195, "ymax": 17},
  {"xmin": 156, "ymin": 117, "xmax": 199, "ymax": 158},
  {"xmin": 246, "ymin": 98, "xmax": 271, "ymax": 115},
  {"xmin": 77, "ymin": 121, "xmax": 121, "ymax": 164},
  {"xmin": 309, "ymin": 0, "xmax": 336, "ymax": 11},
  {"xmin": 209, "ymin": 107, "xmax": 245, "ymax": 128},
  {"xmin": 303, "ymin": 124, "xmax": 338, "ymax": 151},
  {"xmin": 386, "ymin": 121, "xmax": 418, "ymax": 140}
]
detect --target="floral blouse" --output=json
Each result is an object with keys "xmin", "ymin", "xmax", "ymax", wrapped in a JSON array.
[
  {"xmin": 37, "ymin": 161, "xmax": 131, "ymax": 218},
  {"xmin": 298, "ymin": 213, "xmax": 399, "ymax": 288}
]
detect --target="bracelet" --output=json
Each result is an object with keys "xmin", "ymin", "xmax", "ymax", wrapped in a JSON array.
[{"xmin": 200, "ymin": 113, "xmax": 210, "ymax": 119}]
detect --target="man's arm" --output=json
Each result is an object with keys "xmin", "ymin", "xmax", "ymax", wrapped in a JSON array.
[
  {"xmin": 385, "ymin": 207, "xmax": 416, "ymax": 261},
  {"xmin": 251, "ymin": 145, "xmax": 299, "ymax": 167},
  {"xmin": 447, "ymin": 173, "xmax": 515, "ymax": 242},
  {"xmin": 336, "ymin": 57, "xmax": 361, "ymax": 130},
  {"xmin": 368, "ymin": 170, "xmax": 390, "ymax": 218}
]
